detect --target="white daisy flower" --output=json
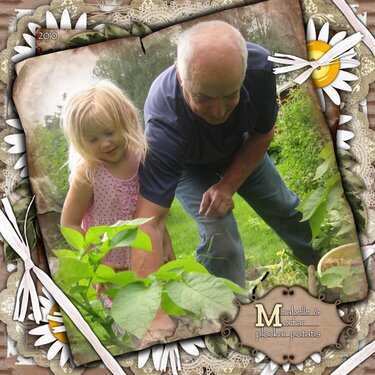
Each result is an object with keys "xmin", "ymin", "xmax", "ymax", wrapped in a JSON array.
[
  {"xmin": 282, "ymin": 363, "xmax": 290, "ymax": 372},
  {"xmin": 12, "ymin": 9, "xmax": 87, "ymax": 63},
  {"xmin": 138, "ymin": 337, "xmax": 205, "ymax": 375},
  {"xmin": 295, "ymin": 362, "xmax": 304, "ymax": 371},
  {"xmin": 4, "ymin": 119, "xmax": 28, "ymax": 178},
  {"xmin": 335, "ymin": 103, "xmax": 355, "ymax": 150},
  {"xmin": 28, "ymin": 287, "xmax": 72, "ymax": 367},
  {"xmin": 255, "ymin": 351, "xmax": 321, "ymax": 372},
  {"xmin": 310, "ymin": 352, "xmax": 321, "ymax": 363},
  {"xmin": 306, "ymin": 19, "xmax": 360, "ymax": 111}
]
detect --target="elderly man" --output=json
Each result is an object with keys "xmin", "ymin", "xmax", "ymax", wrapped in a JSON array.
[{"xmin": 133, "ymin": 20, "xmax": 319, "ymax": 287}]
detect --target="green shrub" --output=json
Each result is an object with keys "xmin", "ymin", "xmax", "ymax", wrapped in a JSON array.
[{"xmin": 270, "ymin": 87, "xmax": 325, "ymax": 200}]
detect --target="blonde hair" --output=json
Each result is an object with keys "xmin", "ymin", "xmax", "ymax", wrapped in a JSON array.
[{"xmin": 62, "ymin": 80, "xmax": 147, "ymax": 182}]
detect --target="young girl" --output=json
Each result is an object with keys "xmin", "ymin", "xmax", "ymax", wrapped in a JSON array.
[{"xmin": 61, "ymin": 80, "xmax": 172, "ymax": 272}]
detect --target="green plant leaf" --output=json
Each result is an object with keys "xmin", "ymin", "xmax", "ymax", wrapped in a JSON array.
[
  {"xmin": 111, "ymin": 281, "xmax": 161, "ymax": 337},
  {"xmin": 86, "ymin": 251, "xmax": 105, "ymax": 267},
  {"xmin": 326, "ymin": 180, "xmax": 344, "ymax": 211},
  {"xmin": 70, "ymin": 285, "xmax": 88, "ymax": 296},
  {"xmin": 309, "ymin": 202, "xmax": 327, "ymax": 239},
  {"xmin": 109, "ymin": 218, "xmax": 152, "ymax": 231},
  {"xmin": 103, "ymin": 286, "xmax": 121, "ymax": 298},
  {"xmin": 60, "ymin": 227, "xmax": 85, "ymax": 252},
  {"xmin": 165, "ymin": 273, "xmax": 237, "ymax": 321},
  {"xmin": 53, "ymin": 249, "xmax": 80, "ymax": 259},
  {"xmin": 319, "ymin": 265, "xmax": 357, "ymax": 289},
  {"xmin": 92, "ymin": 264, "xmax": 117, "ymax": 283},
  {"xmin": 300, "ymin": 187, "xmax": 325, "ymax": 221},
  {"xmin": 300, "ymin": 173, "xmax": 341, "ymax": 222},
  {"xmin": 157, "ymin": 258, "xmax": 209, "ymax": 274},
  {"xmin": 86, "ymin": 285, "xmax": 97, "ymax": 301},
  {"xmin": 70, "ymin": 284, "xmax": 96, "ymax": 303},
  {"xmin": 318, "ymin": 143, "xmax": 334, "ymax": 159},
  {"xmin": 105, "ymin": 271, "xmax": 138, "ymax": 287},
  {"xmin": 314, "ymin": 152, "xmax": 334, "ymax": 180},
  {"xmin": 217, "ymin": 278, "xmax": 246, "ymax": 295},
  {"xmin": 54, "ymin": 258, "xmax": 94, "ymax": 286},
  {"xmin": 161, "ymin": 292, "xmax": 187, "ymax": 316},
  {"xmin": 319, "ymin": 272, "xmax": 344, "ymax": 288},
  {"xmin": 326, "ymin": 173, "xmax": 341, "ymax": 189},
  {"xmin": 152, "ymin": 269, "xmax": 184, "ymax": 281},
  {"xmin": 322, "ymin": 265, "xmax": 354, "ymax": 277},
  {"xmin": 98, "ymin": 239, "xmax": 112, "ymax": 254},
  {"xmin": 109, "ymin": 228, "xmax": 137, "ymax": 248},
  {"xmin": 130, "ymin": 230, "xmax": 152, "ymax": 251},
  {"xmin": 336, "ymin": 222, "xmax": 355, "ymax": 236},
  {"xmin": 84, "ymin": 226, "xmax": 110, "ymax": 246}
]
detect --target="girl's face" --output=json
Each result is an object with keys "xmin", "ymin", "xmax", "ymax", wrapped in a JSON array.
[{"xmin": 83, "ymin": 123, "xmax": 127, "ymax": 164}]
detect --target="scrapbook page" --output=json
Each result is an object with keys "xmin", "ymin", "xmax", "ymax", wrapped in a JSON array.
[{"xmin": 0, "ymin": 0, "xmax": 374, "ymax": 374}]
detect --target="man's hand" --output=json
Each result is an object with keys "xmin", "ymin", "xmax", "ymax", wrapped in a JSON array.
[
  {"xmin": 163, "ymin": 229, "xmax": 176, "ymax": 263},
  {"xmin": 141, "ymin": 308, "xmax": 176, "ymax": 347},
  {"xmin": 198, "ymin": 182, "xmax": 235, "ymax": 218},
  {"xmin": 132, "ymin": 196, "xmax": 170, "ymax": 278}
]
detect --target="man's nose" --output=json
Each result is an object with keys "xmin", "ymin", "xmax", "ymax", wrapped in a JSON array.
[{"xmin": 210, "ymin": 100, "xmax": 226, "ymax": 118}]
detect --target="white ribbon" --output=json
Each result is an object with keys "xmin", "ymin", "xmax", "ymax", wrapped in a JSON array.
[
  {"xmin": 330, "ymin": 340, "xmax": 375, "ymax": 375},
  {"xmin": 325, "ymin": 243, "xmax": 375, "ymax": 374},
  {"xmin": 361, "ymin": 244, "xmax": 375, "ymax": 261},
  {"xmin": 331, "ymin": 0, "xmax": 375, "ymax": 57},
  {"xmin": 0, "ymin": 197, "xmax": 126, "ymax": 375},
  {"xmin": 268, "ymin": 32, "xmax": 363, "ymax": 84}
]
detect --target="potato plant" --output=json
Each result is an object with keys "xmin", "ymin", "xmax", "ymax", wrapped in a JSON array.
[{"xmin": 53, "ymin": 220, "xmax": 242, "ymax": 347}]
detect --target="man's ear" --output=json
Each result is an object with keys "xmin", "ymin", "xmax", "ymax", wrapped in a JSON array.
[{"xmin": 175, "ymin": 62, "xmax": 183, "ymax": 86}]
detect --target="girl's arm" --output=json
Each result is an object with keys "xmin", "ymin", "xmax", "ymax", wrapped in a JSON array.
[{"xmin": 61, "ymin": 165, "xmax": 93, "ymax": 235}]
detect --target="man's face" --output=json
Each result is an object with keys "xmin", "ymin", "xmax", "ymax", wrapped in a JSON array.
[{"xmin": 178, "ymin": 58, "xmax": 244, "ymax": 125}]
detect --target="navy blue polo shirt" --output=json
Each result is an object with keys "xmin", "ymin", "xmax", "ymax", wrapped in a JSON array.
[{"xmin": 140, "ymin": 42, "xmax": 278, "ymax": 208}]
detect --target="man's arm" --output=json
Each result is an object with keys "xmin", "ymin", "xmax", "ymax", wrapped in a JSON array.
[
  {"xmin": 132, "ymin": 196, "xmax": 170, "ymax": 278},
  {"xmin": 199, "ymin": 126, "xmax": 275, "ymax": 217}
]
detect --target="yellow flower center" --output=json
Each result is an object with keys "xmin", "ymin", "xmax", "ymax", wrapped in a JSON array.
[
  {"xmin": 307, "ymin": 40, "xmax": 340, "ymax": 88},
  {"xmin": 48, "ymin": 305, "xmax": 69, "ymax": 344}
]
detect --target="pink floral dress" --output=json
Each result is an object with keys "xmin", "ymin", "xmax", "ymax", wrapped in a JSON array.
[{"xmin": 82, "ymin": 163, "xmax": 139, "ymax": 269}]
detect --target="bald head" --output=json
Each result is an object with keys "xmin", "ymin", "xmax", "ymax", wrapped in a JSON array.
[{"xmin": 177, "ymin": 21, "xmax": 248, "ymax": 84}]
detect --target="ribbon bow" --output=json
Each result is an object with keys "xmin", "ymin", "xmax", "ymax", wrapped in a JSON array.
[
  {"xmin": 331, "ymin": 0, "xmax": 375, "ymax": 57},
  {"xmin": 0, "ymin": 197, "xmax": 126, "ymax": 375},
  {"xmin": 268, "ymin": 32, "xmax": 363, "ymax": 84}
]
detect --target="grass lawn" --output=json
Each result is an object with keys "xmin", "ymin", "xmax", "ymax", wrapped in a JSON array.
[{"xmin": 166, "ymin": 193, "xmax": 286, "ymax": 267}]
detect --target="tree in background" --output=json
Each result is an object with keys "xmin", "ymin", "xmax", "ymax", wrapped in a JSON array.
[{"xmin": 32, "ymin": 94, "xmax": 69, "ymax": 206}]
